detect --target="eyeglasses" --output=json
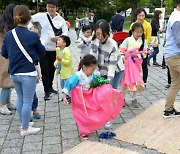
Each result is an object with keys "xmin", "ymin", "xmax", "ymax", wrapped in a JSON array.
[{"xmin": 47, "ymin": 5, "xmax": 56, "ymax": 9}]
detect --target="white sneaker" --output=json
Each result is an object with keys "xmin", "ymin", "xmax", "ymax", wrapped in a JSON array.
[
  {"xmin": 104, "ymin": 121, "xmax": 112, "ymax": 129},
  {"xmin": 20, "ymin": 122, "xmax": 34, "ymax": 129},
  {"xmin": 7, "ymin": 103, "xmax": 16, "ymax": 110},
  {"xmin": 0, "ymin": 105, "xmax": 12, "ymax": 115},
  {"xmin": 20, "ymin": 126, "xmax": 40, "ymax": 136}
]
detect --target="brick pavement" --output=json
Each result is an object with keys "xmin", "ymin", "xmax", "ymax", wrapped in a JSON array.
[{"xmin": 0, "ymin": 29, "xmax": 180, "ymax": 154}]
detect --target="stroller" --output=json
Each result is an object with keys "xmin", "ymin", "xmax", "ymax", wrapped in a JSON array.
[{"xmin": 112, "ymin": 31, "xmax": 129, "ymax": 46}]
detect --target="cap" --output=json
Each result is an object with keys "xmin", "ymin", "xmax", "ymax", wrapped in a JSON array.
[{"xmin": 46, "ymin": 0, "xmax": 58, "ymax": 6}]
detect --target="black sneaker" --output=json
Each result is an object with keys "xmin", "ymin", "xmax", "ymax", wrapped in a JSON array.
[
  {"xmin": 44, "ymin": 92, "xmax": 51, "ymax": 100},
  {"xmin": 50, "ymin": 89, "xmax": 58, "ymax": 94},
  {"xmin": 163, "ymin": 108, "xmax": 180, "ymax": 118},
  {"xmin": 165, "ymin": 84, "xmax": 170, "ymax": 89}
]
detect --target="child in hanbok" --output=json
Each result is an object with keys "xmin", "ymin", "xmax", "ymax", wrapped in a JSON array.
[
  {"xmin": 120, "ymin": 23, "xmax": 148, "ymax": 108},
  {"xmin": 62, "ymin": 55, "xmax": 124, "ymax": 139}
]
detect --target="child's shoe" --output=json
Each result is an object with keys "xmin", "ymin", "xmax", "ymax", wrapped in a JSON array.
[
  {"xmin": 81, "ymin": 134, "xmax": 89, "ymax": 140},
  {"xmin": 104, "ymin": 121, "xmax": 112, "ymax": 129},
  {"xmin": 132, "ymin": 99, "xmax": 139, "ymax": 108},
  {"xmin": 33, "ymin": 111, "xmax": 42, "ymax": 119}
]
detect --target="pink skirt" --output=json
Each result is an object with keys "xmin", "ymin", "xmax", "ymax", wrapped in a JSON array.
[{"xmin": 71, "ymin": 84, "xmax": 124, "ymax": 135}]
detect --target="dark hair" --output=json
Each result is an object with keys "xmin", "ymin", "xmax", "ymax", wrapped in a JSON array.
[
  {"xmin": 174, "ymin": 0, "xmax": 180, "ymax": 6},
  {"xmin": 82, "ymin": 25, "xmax": 91, "ymax": 32},
  {"xmin": 80, "ymin": 54, "xmax": 97, "ymax": 69},
  {"xmin": 153, "ymin": 10, "xmax": 162, "ymax": 28},
  {"xmin": 129, "ymin": 22, "xmax": 145, "ymax": 51},
  {"xmin": 93, "ymin": 19, "xmax": 110, "ymax": 40},
  {"xmin": 0, "ymin": 3, "xmax": 16, "ymax": 33},
  {"xmin": 46, "ymin": 0, "xmax": 58, "ymax": 6},
  {"xmin": 117, "ymin": 7, "xmax": 122, "ymax": 13},
  {"xmin": 60, "ymin": 35, "xmax": 71, "ymax": 47},
  {"xmin": 135, "ymin": 8, "xmax": 147, "ymax": 18},
  {"xmin": 13, "ymin": 5, "xmax": 31, "ymax": 25}
]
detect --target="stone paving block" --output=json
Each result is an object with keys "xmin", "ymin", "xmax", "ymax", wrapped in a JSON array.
[
  {"xmin": 42, "ymin": 144, "xmax": 61, "ymax": 154},
  {"xmin": 62, "ymin": 131, "xmax": 79, "ymax": 139},
  {"xmin": 61, "ymin": 124, "xmax": 78, "ymax": 132},
  {"xmin": 0, "ymin": 137, "xmax": 5, "ymax": 146},
  {"xmin": 61, "ymin": 118, "xmax": 76, "ymax": 125},
  {"xmin": 45, "ymin": 117, "xmax": 60, "ymax": 124},
  {"xmin": 24, "ymin": 134, "xmax": 43, "ymax": 144},
  {"xmin": 43, "ymin": 136, "xmax": 61, "ymax": 145},
  {"xmin": 8, "ymin": 125, "xmax": 21, "ymax": 133},
  {"xmin": 3, "ymin": 138, "xmax": 23, "ymax": 148},
  {"xmin": 60, "ymin": 113, "xmax": 73, "ymax": 119},
  {"xmin": 44, "ymin": 122, "xmax": 60, "ymax": 130},
  {"xmin": 23, "ymin": 151, "xmax": 42, "ymax": 154},
  {"xmin": 0, "ymin": 131, "xmax": 7, "ymax": 138},
  {"xmin": 62, "ymin": 138, "xmax": 80, "ymax": 148},
  {"xmin": 43, "ymin": 129, "xmax": 61, "ymax": 137},
  {"xmin": 0, "ymin": 115, "xmax": 13, "ymax": 120},
  {"xmin": 44, "ymin": 111, "xmax": 60, "ymax": 118},
  {"xmin": 5, "ymin": 132, "xmax": 23, "ymax": 140},
  {"xmin": 22, "ymin": 142, "xmax": 42, "ymax": 152},
  {"xmin": 0, "ymin": 119, "xmax": 11, "ymax": 125},
  {"xmin": 0, "ymin": 125, "xmax": 9, "ymax": 132},
  {"xmin": 45, "ymin": 106, "xmax": 59, "ymax": 112},
  {"xmin": 1, "ymin": 147, "xmax": 21, "ymax": 154}
]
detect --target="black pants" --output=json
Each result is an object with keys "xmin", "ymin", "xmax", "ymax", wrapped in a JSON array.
[
  {"xmin": 167, "ymin": 66, "xmax": 171, "ymax": 84},
  {"xmin": 142, "ymin": 57, "xmax": 148, "ymax": 83},
  {"xmin": 40, "ymin": 51, "xmax": 56, "ymax": 93}
]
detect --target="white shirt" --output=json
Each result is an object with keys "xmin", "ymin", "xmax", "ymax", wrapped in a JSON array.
[{"xmin": 30, "ymin": 12, "xmax": 68, "ymax": 51}]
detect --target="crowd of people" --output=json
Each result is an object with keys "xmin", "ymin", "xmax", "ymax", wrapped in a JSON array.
[{"xmin": 1, "ymin": 0, "xmax": 180, "ymax": 139}]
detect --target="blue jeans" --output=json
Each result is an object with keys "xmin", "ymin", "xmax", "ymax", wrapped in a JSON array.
[
  {"xmin": 32, "ymin": 92, "xmax": 38, "ymax": 111},
  {"xmin": 111, "ymin": 71, "xmax": 124, "ymax": 89},
  {"xmin": 0, "ymin": 88, "xmax": 11, "ymax": 105},
  {"xmin": 148, "ymin": 47, "xmax": 159, "ymax": 64},
  {"xmin": 60, "ymin": 79, "xmax": 67, "ymax": 89},
  {"xmin": 11, "ymin": 75, "xmax": 36, "ymax": 128}
]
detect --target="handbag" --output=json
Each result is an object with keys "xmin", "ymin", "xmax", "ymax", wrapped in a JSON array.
[
  {"xmin": 150, "ymin": 36, "xmax": 158, "ymax": 47},
  {"xmin": 11, "ymin": 29, "xmax": 42, "ymax": 82},
  {"xmin": 47, "ymin": 14, "xmax": 62, "ymax": 36},
  {"xmin": 0, "ymin": 55, "xmax": 14, "ymax": 88}
]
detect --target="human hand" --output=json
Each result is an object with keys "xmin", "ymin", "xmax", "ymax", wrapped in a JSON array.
[
  {"xmin": 56, "ymin": 55, "xmax": 62, "ymax": 61},
  {"xmin": 130, "ymin": 52, "xmax": 137, "ymax": 58},
  {"xmin": 51, "ymin": 36, "xmax": 60, "ymax": 42},
  {"xmin": 85, "ymin": 40, "xmax": 91, "ymax": 44},
  {"xmin": 63, "ymin": 96, "xmax": 69, "ymax": 105}
]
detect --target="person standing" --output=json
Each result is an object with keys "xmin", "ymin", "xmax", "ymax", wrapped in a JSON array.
[
  {"xmin": 148, "ymin": 10, "xmax": 162, "ymax": 66},
  {"xmin": 130, "ymin": 8, "xmax": 152, "ymax": 86},
  {"xmin": 1, "ymin": 5, "xmax": 45, "ymax": 136},
  {"xmin": 89, "ymin": 10, "xmax": 97, "ymax": 31},
  {"xmin": 29, "ymin": 0, "xmax": 68, "ymax": 100},
  {"xmin": 110, "ymin": 7, "xmax": 125, "ymax": 33},
  {"xmin": 0, "ymin": 3, "xmax": 17, "ymax": 115},
  {"xmin": 163, "ymin": 1, "xmax": 180, "ymax": 118}
]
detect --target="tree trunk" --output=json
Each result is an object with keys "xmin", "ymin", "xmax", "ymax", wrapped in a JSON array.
[{"xmin": 130, "ymin": 0, "xmax": 139, "ymax": 23}]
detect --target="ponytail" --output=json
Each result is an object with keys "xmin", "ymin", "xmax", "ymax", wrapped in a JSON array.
[{"xmin": 139, "ymin": 33, "xmax": 145, "ymax": 51}]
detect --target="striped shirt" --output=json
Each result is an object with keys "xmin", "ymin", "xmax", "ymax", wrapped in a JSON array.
[{"xmin": 90, "ymin": 37, "xmax": 124, "ymax": 81}]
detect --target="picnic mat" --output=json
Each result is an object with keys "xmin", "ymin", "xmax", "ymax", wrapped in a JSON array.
[
  {"xmin": 64, "ymin": 141, "xmax": 140, "ymax": 154},
  {"xmin": 115, "ymin": 100, "xmax": 180, "ymax": 154}
]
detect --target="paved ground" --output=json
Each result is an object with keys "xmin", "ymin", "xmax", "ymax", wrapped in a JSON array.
[{"xmin": 0, "ymin": 29, "xmax": 180, "ymax": 154}]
